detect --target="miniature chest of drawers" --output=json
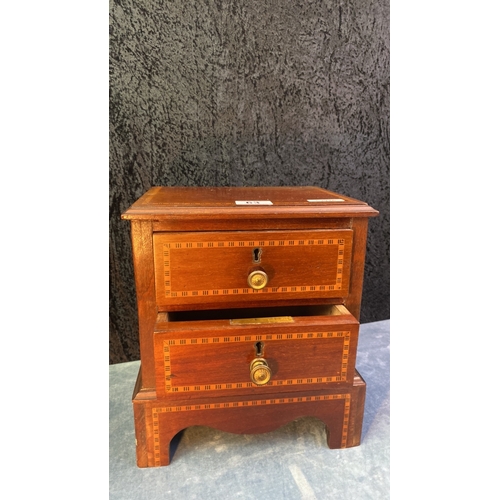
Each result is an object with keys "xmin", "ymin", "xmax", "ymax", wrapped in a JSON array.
[{"xmin": 122, "ymin": 186, "xmax": 378, "ymax": 467}]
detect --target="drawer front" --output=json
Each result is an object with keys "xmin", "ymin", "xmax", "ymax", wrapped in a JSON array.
[
  {"xmin": 154, "ymin": 311, "xmax": 359, "ymax": 399},
  {"xmin": 153, "ymin": 229, "xmax": 353, "ymax": 308}
]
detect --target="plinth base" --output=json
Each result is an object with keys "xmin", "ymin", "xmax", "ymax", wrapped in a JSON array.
[{"xmin": 132, "ymin": 368, "xmax": 366, "ymax": 467}]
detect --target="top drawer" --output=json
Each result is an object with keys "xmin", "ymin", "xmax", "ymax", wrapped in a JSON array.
[{"xmin": 153, "ymin": 229, "xmax": 353, "ymax": 308}]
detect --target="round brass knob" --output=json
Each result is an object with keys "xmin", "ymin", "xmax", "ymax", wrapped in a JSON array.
[
  {"xmin": 248, "ymin": 269, "xmax": 268, "ymax": 290},
  {"xmin": 250, "ymin": 358, "xmax": 272, "ymax": 385}
]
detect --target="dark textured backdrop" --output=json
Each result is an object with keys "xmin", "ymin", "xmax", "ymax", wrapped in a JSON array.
[{"xmin": 109, "ymin": 0, "xmax": 390, "ymax": 364}]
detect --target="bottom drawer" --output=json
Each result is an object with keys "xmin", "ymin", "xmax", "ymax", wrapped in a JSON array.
[{"xmin": 153, "ymin": 305, "xmax": 359, "ymax": 399}]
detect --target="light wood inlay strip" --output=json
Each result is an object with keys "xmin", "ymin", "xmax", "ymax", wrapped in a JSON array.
[
  {"xmin": 163, "ymin": 237, "xmax": 348, "ymax": 297},
  {"xmin": 152, "ymin": 394, "xmax": 351, "ymax": 465},
  {"xmin": 163, "ymin": 331, "xmax": 351, "ymax": 393}
]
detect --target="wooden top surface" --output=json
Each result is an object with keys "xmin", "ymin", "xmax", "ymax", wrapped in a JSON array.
[{"xmin": 122, "ymin": 186, "xmax": 378, "ymax": 220}]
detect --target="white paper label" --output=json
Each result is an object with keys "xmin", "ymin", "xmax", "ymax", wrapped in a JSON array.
[
  {"xmin": 307, "ymin": 198, "xmax": 345, "ymax": 202},
  {"xmin": 235, "ymin": 200, "xmax": 273, "ymax": 205}
]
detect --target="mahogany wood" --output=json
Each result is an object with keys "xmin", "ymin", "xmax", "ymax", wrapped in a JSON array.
[
  {"xmin": 153, "ymin": 229, "xmax": 353, "ymax": 308},
  {"xmin": 153, "ymin": 306, "xmax": 359, "ymax": 399},
  {"xmin": 345, "ymin": 218, "xmax": 369, "ymax": 320},
  {"xmin": 130, "ymin": 220, "xmax": 157, "ymax": 388},
  {"xmin": 122, "ymin": 186, "xmax": 378, "ymax": 466},
  {"xmin": 122, "ymin": 186, "xmax": 377, "ymax": 221},
  {"xmin": 132, "ymin": 372, "xmax": 366, "ymax": 467},
  {"xmin": 152, "ymin": 217, "xmax": 352, "ymax": 232}
]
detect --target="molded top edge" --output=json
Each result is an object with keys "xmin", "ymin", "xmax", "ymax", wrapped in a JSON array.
[{"xmin": 122, "ymin": 186, "xmax": 379, "ymax": 219}]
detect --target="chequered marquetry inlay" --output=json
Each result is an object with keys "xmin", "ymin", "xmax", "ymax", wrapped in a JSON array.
[
  {"xmin": 162, "ymin": 237, "xmax": 348, "ymax": 298},
  {"xmin": 162, "ymin": 331, "xmax": 351, "ymax": 393},
  {"xmin": 152, "ymin": 393, "xmax": 351, "ymax": 465}
]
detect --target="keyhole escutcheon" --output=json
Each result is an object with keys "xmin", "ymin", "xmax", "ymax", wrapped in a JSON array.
[
  {"xmin": 252, "ymin": 247, "xmax": 262, "ymax": 263},
  {"xmin": 254, "ymin": 341, "xmax": 264, "ymax": 357}
]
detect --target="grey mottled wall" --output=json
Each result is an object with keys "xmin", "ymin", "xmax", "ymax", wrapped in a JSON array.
[{"xmin": 109, "ymin": 0, "xmax": 390, "ymax": 364}]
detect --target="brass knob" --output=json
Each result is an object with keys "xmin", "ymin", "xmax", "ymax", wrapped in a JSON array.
[
  {"xmin": 248, "ymin": 269, "xmax": 268, "ymax": 290},
  {"xmin": 250, "ymin": 358, "xmax": 272, "ymax": 385}
]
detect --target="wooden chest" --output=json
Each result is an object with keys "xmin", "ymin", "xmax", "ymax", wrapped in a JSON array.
[{"xmin": 122, "ymin": 186, "xmax": 378, "ymax": 467}]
